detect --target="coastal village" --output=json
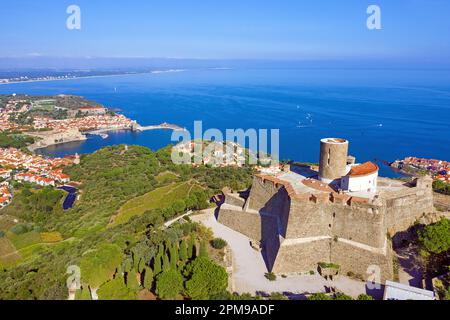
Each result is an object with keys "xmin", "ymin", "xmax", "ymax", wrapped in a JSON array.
[
  {"xmin": 0, "ymin": 94, "xmax": 134, "ymax": 209},
  {"xmin": 0, "ymin": 96, "xmax": 136, "ymax": 133},
  {"xmin": 0, "ymin": 147, "xmax": 77, "ymax": 208},
  {"xmin": 172, "ymin": 140, "xmax": 249, "ymax": 167},
  {"xmin": 392, "ymin": 157, "xmax": 450, "ymax": 184}
]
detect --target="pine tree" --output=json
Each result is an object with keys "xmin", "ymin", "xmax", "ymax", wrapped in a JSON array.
[
  {"xmin": 180, "ymin": 240, "xmax": 188, "ymax": 261},
  {"xmin": 154, "ymin": 254, "xmax": 162, "ymax": 275},
  {"xmin": 143, "ymin": 267, "xmax": 154, "ymax": 290}
]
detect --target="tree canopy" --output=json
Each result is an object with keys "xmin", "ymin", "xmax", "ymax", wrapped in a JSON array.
[
  {"xmin": 155, "ymin": 269, "xmax": 184, "ymax": 300},
  {"xmin": 419, "ymin": 218, "xmax": 450, "ymax": 254},
  {"xmin": 185, "ymin": 257, "xmax": 228, "ymax": 300}
]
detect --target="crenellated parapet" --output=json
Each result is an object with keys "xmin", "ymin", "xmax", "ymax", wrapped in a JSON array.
[{"xmin": 253, "ymin": 174, "xmax": 379, "ymax": 208}]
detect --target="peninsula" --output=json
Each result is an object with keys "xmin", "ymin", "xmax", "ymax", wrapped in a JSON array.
[{"xmin": 0, "ymin": 94, "xmax": 184, "ymax": 151}]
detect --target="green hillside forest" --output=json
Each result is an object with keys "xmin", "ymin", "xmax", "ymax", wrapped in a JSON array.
[{"xmin": 0, "ymin": 145, "xmax": 254, "ymax": 300}]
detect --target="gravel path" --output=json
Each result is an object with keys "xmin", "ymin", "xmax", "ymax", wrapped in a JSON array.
[{"xmin": 192, "ymin": 210, "xmax": 369, "ymax": 299}]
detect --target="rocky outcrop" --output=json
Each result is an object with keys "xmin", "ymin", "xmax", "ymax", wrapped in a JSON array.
[{"xmin": 27, "ymin": 129, "xmax": 87, "ymax": 151}]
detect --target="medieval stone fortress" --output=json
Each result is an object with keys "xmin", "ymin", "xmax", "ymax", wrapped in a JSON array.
[{"xmin": 218, "ymin": 138, "xmax": 435, "ymax": 281}]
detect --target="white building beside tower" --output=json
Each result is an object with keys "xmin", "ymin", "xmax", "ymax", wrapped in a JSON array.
[{"xmin": 341, "ymin": 161, "xmax": 379, "ymax": 193}]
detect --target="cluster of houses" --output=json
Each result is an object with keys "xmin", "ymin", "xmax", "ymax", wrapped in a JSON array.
[
  {"xmin": 0, "ymin": 146, "xmax": 74, "ymax": 184},
  {"xmin": 0, "ymin": 147, "xmax": 77, "ymax": 208},
  {"xmin": 0, "ymin": 182, "xmax": 12, "ymax": 208},
  {"xmin": 0, "ymin": 98, "xmax": 32, "ymax": 131},
  {"xmin": 1, "ymin": 96, "xmax": 135, "ymax": 134},
  {"xmin": 172, "ymin": 140, "xmax": 249, "ymax": 167},
  {"xmin": 401, "ymin": 157, "xmax": 450, "ymax": 184},
  {"xmin": 14, "ymin": 169, "xmax": 70, "ymax": 187},
  {"xmin": 33, "ymin": 114, "xmax": 135, "ymax": 132}
]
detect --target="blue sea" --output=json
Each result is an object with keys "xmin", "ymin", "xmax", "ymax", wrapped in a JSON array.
[{"xmin": 1, "ymin": 68, "xmax": 450, "ymax": 178}]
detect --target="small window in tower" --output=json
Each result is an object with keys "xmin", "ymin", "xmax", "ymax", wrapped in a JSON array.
[{"xmin": 328, "ymin": 149, "xmax": 331, "ymax": 165}]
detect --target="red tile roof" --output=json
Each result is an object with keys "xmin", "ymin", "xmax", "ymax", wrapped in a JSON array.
[{"xmin": 348, "ymin": 162, "xmax": 379, "ymax": 177}]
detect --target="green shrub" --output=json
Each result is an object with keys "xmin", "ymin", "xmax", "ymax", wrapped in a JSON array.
[
  {"xmin": 155, "ymin": 269, "xmax": 184, "ymax": 300},
  {"xmin": 211, "ymin": 238, "xmax": 227, "ymax": 250},
  {"xmin": 269, "ymin": 292, "xmax": 288, "ymax": 300},
  {"xmin": 357, "ymin": 294, "xmax": 374, "ymax": 300},
  {"xmin": 318, "ymin": 262, "xmax": 340, "ymax": 269},
  {"xmin": 0, "ymin": 230, "xmax": 5, "ymax": 238},
  {"xmin": 308, "ymin": 293, "xmax": 331, "ymax": 300},
  {"xmin": 264, "ymin": 272, "xmax": 277, "ymax": 281},
  {"xmin": 185, "ymin": 257, "xmax": 228, "ymax": 300},
  {"xmin": 10, "ymin": 224, "xmax": 32, "ymax": 235},
  {"xmin": 334, "ymin": 293, "xmax": 353, "ymax": 300},
  {"xmin": 418, "ymin": 218, "xmax": 450, "ymax": 254}
]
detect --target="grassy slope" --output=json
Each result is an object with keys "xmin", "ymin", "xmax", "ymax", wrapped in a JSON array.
[
  {"xmin": 111, "ymin": 181, "xmax": 202, "ymax": 226},
  {"xmin": 0, "ymin": 238, "xmax": 21, "ymax": 267}
]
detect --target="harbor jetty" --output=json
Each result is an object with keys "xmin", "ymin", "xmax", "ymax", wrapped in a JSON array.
[{"xmin": 135, "ymin": 122, "xmax": 186, "ymax": 132}]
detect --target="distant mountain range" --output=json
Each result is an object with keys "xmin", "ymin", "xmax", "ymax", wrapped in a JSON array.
[{"xmin": 0, "ymin": 56, "xmax": 447, "ymax": 72}]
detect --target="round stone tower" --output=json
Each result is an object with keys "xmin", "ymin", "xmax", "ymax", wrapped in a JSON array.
[{"xmin": 319, "ymin": 138, "xmax": 349, "ymax": 183}]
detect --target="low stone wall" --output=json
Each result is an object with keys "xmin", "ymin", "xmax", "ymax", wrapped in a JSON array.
[
  {"xmin": 272, "ymin": 238, "xmax": 331, "ymax": 274},
  {"xmin": 272, "ymin": 238, "xmax": 393, "ymax": 282},
  {"xmin": 287, "ymin": 200, "xmax": 386, "ymax": 249},
  {"xmin": 224, "ymin": 193, "xmax": 246, "ymax": 208},
  {"xmin": 331, "ymin": 239, "xmax": 393, "ymax": 282},
  {"xmin": 385, "ymin": 186, "xmax": 434, "ymax": 235},
  {"xmin": 217, "ymin": 208, "xmax": 262, "ymax": 241}
]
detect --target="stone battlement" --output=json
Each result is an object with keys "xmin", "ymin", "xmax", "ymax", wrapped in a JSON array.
[
  {"xmin": 254, "ymin": 174, "xmax": 374, "ymax": 207},
  {"xmin": 218, "ymin": 173, "xmax": 434, "ymax": 282}
]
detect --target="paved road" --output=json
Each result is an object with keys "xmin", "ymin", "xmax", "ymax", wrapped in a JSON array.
[
  {"xmin": 192, "ymin": 209, "xmax": 369, "ymax": 298},
  {"xmin": 164, "ymin": 210, "xmax": 193, "ymax": 228},
  {"xmin": 396, "ymin": 245, "xmax": 423, "ymax": 288}
]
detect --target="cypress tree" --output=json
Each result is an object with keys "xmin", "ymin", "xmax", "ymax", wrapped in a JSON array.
[
  {"xmin": 158, "ymin": 244, "xmax": 164, "ymax": 258},
  {"xmin": 199, "ymin": 240, "xmax": 208, "ymax": 258},
  {"xmin": 188, "ymin": 236, "xmax": 196, "ymax": 259},
  {"xmin": 137, "ymin": 258, "xmax": 145, "ymax": 274},
  {"xmin": 143, "ymin": 267, "xmax": 154, "ymax": 290},
  {"xmin": 180, "ymin": 240, "xmax": 188, "ymax": 261},
  {"xmin": 127, "ymin": 268, "xmax": 141, "ymax": 290},
  {"xmin": 154, "ymin": 254, "xmax": 162, "ymax": 275},
  {"xmin": 170, "ymin": 244, "xmax": 179, "ymax": 268},
  {"xmin": 163, "ymin": 254, "xmax": 171, "ymax": 272},
  {"xmin": 124, "ymin": 258, "xmax": 132, "ymax": 273},
  {"xmin": 165, "ymin": 240, "xmax": 172, "ymax": 255}
]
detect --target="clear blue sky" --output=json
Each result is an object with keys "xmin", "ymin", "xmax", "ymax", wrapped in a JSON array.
[{"xmin": 1, "ymin": 0, "xmax": 449, "ymax": 63}]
